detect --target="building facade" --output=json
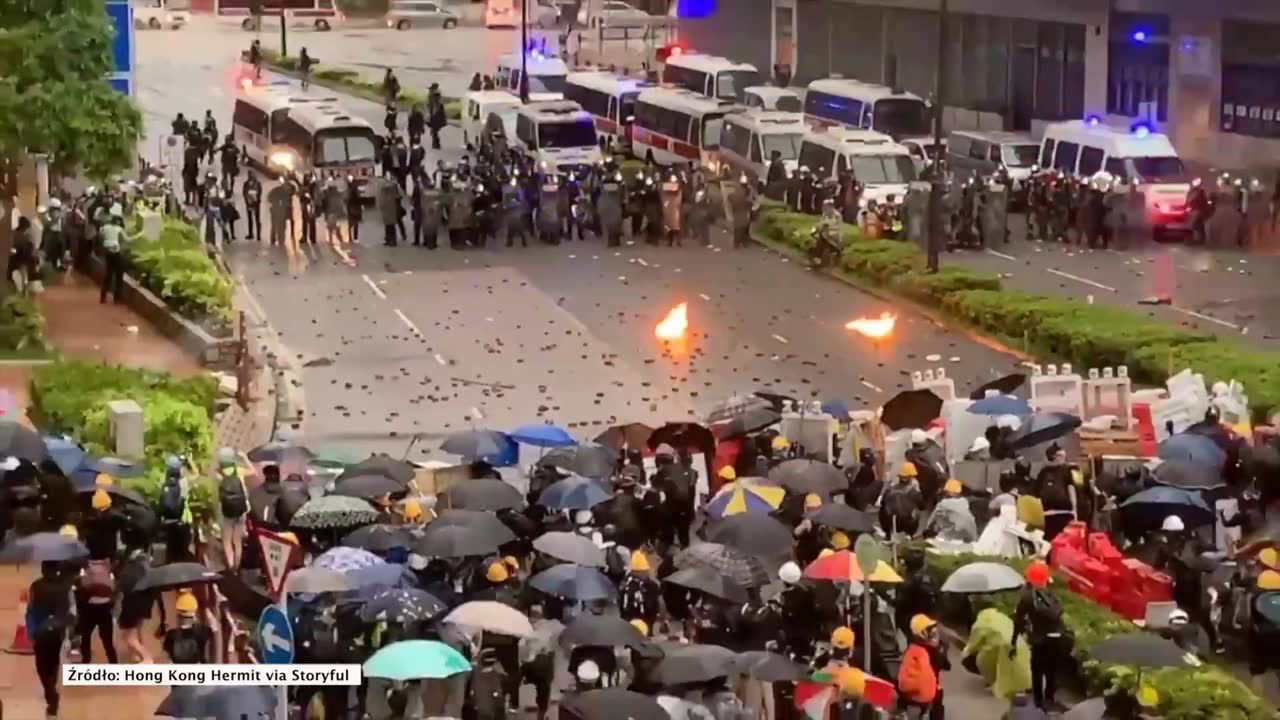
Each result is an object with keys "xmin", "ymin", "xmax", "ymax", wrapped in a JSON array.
[{"xmin": 678, "ymin": 0, "xmax": 1280, "ymax": 169}]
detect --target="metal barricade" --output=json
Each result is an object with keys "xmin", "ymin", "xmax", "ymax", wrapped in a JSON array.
[{"xmin": 980, "ymin": 182, "xmax": 1008, "ymax": 247}]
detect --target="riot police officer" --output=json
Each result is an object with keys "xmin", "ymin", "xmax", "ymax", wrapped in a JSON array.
[
  {"xmin": 503, "ymin": 176, "xmax": 530, "ymax": 248},
  {"xmin": 417, "ymin": 174, "xmax": 442, "ymax": 249},
  {"xmin": 538, "ymin": 173, "xmax": 562, "ymax": 245},
  {"xmin": 597, "ymin": 169, "xmax": 625, "ymax": 248},
  {"xmin": 299, "ymin": 172, "xmax": 318, "ymax": 246},
  {"xmin": 448, "ymin": 179, "xmax": 475, "ymax": 249}
]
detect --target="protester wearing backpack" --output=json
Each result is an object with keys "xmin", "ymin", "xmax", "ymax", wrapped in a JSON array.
[
  {"xmin": 164, "ymin": 591, "xmax": 212, "ymax": 664},
  {"xmin": 27, "ymin": 560, "xmax": 73, "ymax": 718},
  {"xmin": 84, "ymin": 487, "xmax": 127, "ymax": 561},
  {"xmin": 216, "ymin": 447, "xmax": 249, "ymax": 570},
  {"xmin": 1010, "ymin": 560, "xmax": 1072, "ymax": 711},
  {"xmin": 158, "ymin": 456, "xmax": 193, "ymax": 563},
  {"xmin": 654, "ymin": 445, "xmax": 696, "ymax": 548},
  {"xmin": 117, "ymin": 548, "xmax": 156, "ymax": 663},
  {"xmin": 76, "ymin": 555, "xmax": 120, "ymax": 663}
]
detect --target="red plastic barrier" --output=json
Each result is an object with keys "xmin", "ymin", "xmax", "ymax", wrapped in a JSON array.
[{"xmin": 1050, "ymin": 522, "xmax": 1172, "ymax": 620}]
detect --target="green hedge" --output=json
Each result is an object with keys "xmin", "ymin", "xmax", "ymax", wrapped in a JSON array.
[
  {"xmin": 28, "ymin": 360, "xmax": 220, "ymax": 524},
  {"xmin": 0, "ymin": 293, "xmax": 47, "ymax": 357},
  {"xmin": 127, "ymin": 218, "xmax": 234, "ymax": 326},
  {"xmin": 925, "ymin": 552, "xmax": 1270, "ymax": 720},
  {"xmin": 754, "ymin": 205, "xmax": 1280, "ymax": 419},
  {"xmin": 263, "ymin": 50, "xmax": 462, "ymax": 121}
]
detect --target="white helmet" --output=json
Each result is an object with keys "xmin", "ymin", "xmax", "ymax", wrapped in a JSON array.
[
  {"xmin": 1161, "ymin": 515, "xmax": 1185, "ymax": 533},
  {"xmin": 48, "ymin": 198, "xmax": 62, "ymax": 209},
  {"xmin": 910, "ymin": 429, "xmax": 929, "ymax": 445},
  {"xmin": 576, "ymin": 660, "xmax": 600, "ymax": 682},
  {"xmin": 574, "ymin": 509, "xmax": 594, "ymax": 525},
  {"xmin": 779, "ymin": 561, "xmax": 802, "ymax": 585}
]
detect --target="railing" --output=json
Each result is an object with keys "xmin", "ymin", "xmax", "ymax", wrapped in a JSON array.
[{"xmin": 235, "ymin": 310, "xmax": 251, "ymax": 411}]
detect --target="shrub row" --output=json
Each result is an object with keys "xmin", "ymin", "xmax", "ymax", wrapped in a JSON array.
[
  {"xmin": 0, "ymin": 293, "xmax": 47, "ymax": 356},
  {"xmin": 127, "ymin": 218, "xmax": 234, "ymax": 327},
  {"xmin": 925, "ymin": 552, "xmax": 1270, "ymax": 720},
  {"xmin": 263, "ymin": 50, "xmax": 463, "ymax": 121},
  {"xmin": 28, "ymin": 360, "xmax": 220, "ymax": 524},
  {"xmin": 754, "ymin": 203, "xmax": 1280, "ymax": 418}
]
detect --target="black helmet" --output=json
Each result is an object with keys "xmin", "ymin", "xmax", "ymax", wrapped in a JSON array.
[{"xmin": 1014, "ymin": 456, "xmax": 1031, "ymax": 476}]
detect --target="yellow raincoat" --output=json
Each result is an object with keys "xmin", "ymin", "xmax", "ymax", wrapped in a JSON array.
[{"xmin": 961, "ymin": 608, "xmax": 1032, "ymax": 700}]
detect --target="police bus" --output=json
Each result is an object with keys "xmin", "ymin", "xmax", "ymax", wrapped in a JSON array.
[
  {"xmin": 232, "ymin": 87, "xmax": 378, "ymax": 194},
  {"xmin": 513, "ymin": 101, "xmax": 603, "ymax": 173},
  {"xmin": 660, "ymin": 53, "xmax": 760, "ymax": 102},
  {"xmin": 631, "ymin": 87, "xmax": 737, "ymax": 172},
  {"xmin": 798, "ymin": 127, "xmax": 917, "ymax": 207},
  {"xmin": 562, "ymin": 71, "xmax": 651, "ymax": 150},
  {"xmin": 495, "ymin": 52, "xmax": 569, "ymax": 102},
  {"xmin": 718, "ymin": 111, "xmax": 805, "ymax": 182},
  {"xmin": 803, "ymin": 78, "xmax": 930, "ymax": 141}
]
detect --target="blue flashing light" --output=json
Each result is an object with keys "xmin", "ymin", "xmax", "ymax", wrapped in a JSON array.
[
  {"xmin": 1085, "ymin": 114, "xmax": 1101, "ymax": 127},
  {"xmin": 1130, "ymin": 122, "xmax": 1152, "ymax": 138},
  {"xmin": 1132, "ymin": 30, "xmax": 1148, "ymax": 42},
  {"xmin": 675, "ymin": 0, "xmax": 717, "ymax": 19}
]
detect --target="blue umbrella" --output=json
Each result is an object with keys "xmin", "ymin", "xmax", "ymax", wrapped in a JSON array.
[
  {"xmin": 510, "ymin": 422, "xmax": 577, "ymax": 448},
  {"xmin": 537, "ymin": 475, "xmax": 611, "ymax": 510},
  {"xmin": 529, "ymin": 564, "xmax": 617, "ymax": 601},
  {"xmin": 1158, "ymin": 432, "xmax": 1227, "ymax": 468},
  {"xmin": 43, "ymin": 436, "xmax": 85, "ymax": 476},
  {"xmin": 1007, "ymin": 412, "xmax": 1083, "ymax": 451},
  {"xmin": 440, "ymin": 430, "xmax": 515, "ymax": 461},
  {"xmin": 821, "ymin": 399, "xmax": 851, "ymax": 419},
  {"xmin": 157, "ymin": 686, "xmax": 275, "ymax": 719},
  {"xmin": 0, "ymin": 532, "xmax": 87, "ymax": 563},
  {"xmin": 315, "ymin": 546, "xmax": 386, "ymax": 573},
  {"xmin": 968, "ymin": 394, "xmax": 1033, "ymax": 417}
]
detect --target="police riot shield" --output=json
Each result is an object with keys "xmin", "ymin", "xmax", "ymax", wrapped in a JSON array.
[
  {"xmin": 904, "ymin": 182, "xmax": 930, "ymax": 251},
  {"xmin": 1245, "ymin": 188, "xmax": 1271, "ymax": 249},
  {"xmin": 1125, "ymin": 187, "xmax": 1148, "ymax": 244},
  {"xmin": 981, "ymin": 183, "xmax": 1009, "ymax": 247}
]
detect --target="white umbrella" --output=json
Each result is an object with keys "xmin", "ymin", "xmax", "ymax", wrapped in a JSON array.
[
  {"xmin": 445, "ymin": 600, "xmax": 533, "ymax": 637},
  {"xmin": 284, "ymin": 566, "xmax": 351, "ymax": 594},
  {"xmin": 940, "ymin": 561, "xmax": 1025, "ymax": 594}
]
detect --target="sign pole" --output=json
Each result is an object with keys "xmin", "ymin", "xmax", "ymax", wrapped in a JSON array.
[
  {"xmin": 255, "ymin": 526, "xmax": 299, "ymax": 720},
  {"xmin": 853, "ymin": 534, "xmax": 882, "ymax": 675},
  {"xmin": 277, "ymin": 590, "xmax": 288, "ymax": 720}
]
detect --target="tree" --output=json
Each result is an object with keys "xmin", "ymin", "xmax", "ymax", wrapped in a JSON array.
[{"xmin": 0, "ymin": 0, "xmax": 143, "ymax": 296}]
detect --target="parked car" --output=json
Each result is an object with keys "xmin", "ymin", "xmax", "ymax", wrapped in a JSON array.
[
  {"xmin": 578, "ymin": 0, "xmax": 658, "ymax": 28},
  {"xmin": 386, "ymin": 0, "xmax": 459, "ymax": 29}
]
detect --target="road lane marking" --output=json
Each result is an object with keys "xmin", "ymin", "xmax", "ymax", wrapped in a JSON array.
[
  {"xmin": 772, "ymin": 334, "xmax": 789, "ymax": 344},
  {"xmin": 986, "ymin": 249, "xmax": 1017, "ymax": 261},
  {"xmin": 433, "ymin": 353, "xmax": 449, "ymax": 366},
  {"xmin": 860, "ymin": 380, "xmax": 883, "ymax": 393},
  {"xmin": 1047, "ymin": 268, "xmax": 1117, "ymax": 292},
  {"xmin": 362, "ymin": 274, "xmax": 387, "ymax": 300},
  {"xmin": 1172, "ymin": 306, "xmax": 1240, "ymax": 330},
  {"xmin": 393, "ymin": 308, "xmax": 423, "ymax": 337},
  {"xmin": 698, "ymin": 293, "xmax": 711, "ymax": 301}
]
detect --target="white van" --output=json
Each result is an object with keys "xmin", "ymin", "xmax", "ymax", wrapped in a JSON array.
[
  {"xmin": 495, "ymin": 52, "xmax": 569, "ymax": 102},
  {"xmin": 947, "ymin": 130, "xmax": 1039, "ymax": 187},
  {"xmin": 798, "ymin": 127, "xmax": 917, "ymax": 206},
  {"xmin": 742, "ymin": 86, "xmax": 803, "ymax": 113},
  {"xmin": 718, "ymin": 111, "xmax": 805, "ymax": 182},
  {"xmin": 133, "ymin": 0, "xmax": 189, "ymax": 29},
  {"xmin": 461, "ymin": 91, "xmax": 522, "ymax": 148},
  {"xmin": 1039, "ymin": 120, "xmax": 1190, "ymax": 237},
  {"xmin": 513, "ymin": 101, "xmax": 603, "ymax": 172}
]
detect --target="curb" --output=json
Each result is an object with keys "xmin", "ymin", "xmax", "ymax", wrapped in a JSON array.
[{"xmin": 749, "ymin": 228, "xmax": 1036, "ymax": 364}]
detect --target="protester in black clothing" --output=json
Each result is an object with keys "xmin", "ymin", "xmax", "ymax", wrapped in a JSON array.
[
  {"xmin": 164, "ymin": 590, "xmax": 213, "ymax": 663},
  {"xmin": 407, "ymin": 104, "xmax": 426, "ymax": 145},
  {"xmin": 345, "ymin": 177, "xmax": 363, "ymax": 243},
  {"xmin": 242, "ymin": 172, "xmax": 262, "ymax": 240},
  {"xmin": 116, "ymin": 549, "xmax": 156, "ymax": 663},
  {"xmin": 845, "ymin": 447, "xmax": 883, "ymax": 511},
  {"xmin": 84, "ymin": 488, "xmax": 126, "ymax": 560},
  {"xmin": 469, "ymin": 72, "xmax": 483, "ymax": 91},
  {"xmin": 895, "ymin": 549, "xmax": 939, "ymax": 643},
  {"xmin": 1011, "ymin": 560, "xmax": 1071, "ymax": 711},
  {"xmin": 76, "ymin": 555, "xmax": 119, "ymax": 663},
  {"xmin": 28, "ymin": 561, "xmax": 73, "ymax": 717},
  {"xmin": 1035, "ymin": 443, "xmax": 1076, "ymax": 541},
  {"xmin": 428, "ymin": 94, "xmax": 447, "ymax": 150}
]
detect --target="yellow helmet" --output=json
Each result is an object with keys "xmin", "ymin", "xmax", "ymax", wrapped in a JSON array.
[
  {"xmin": 486, "ymin": 562, "xmax": 510, "ymax": 584},
  {"xmin": 401, "ymin": 499, "xmax": 423, "ymax": 520},
  {"xmin": 899, "ymin": 462, "xmax": 918, "ymax": 478},
  {"xmin": 717, "ymin": 466, "xmax": 737, "ymax": 481},
  {"xmin": 830, "ymin": 626, "xmax": 855, "ymax": 650},
  {"xmin": 1137, "ymin": 683, "xmax": 1160, "ymax": 708},
  {"xmin": 1261, "ymin": 548, "xmax": 1279, "ymax": 570},
  {"xmin": 502, "ymin": 555, "xmax": 520, "ymax": 571},
  {"xmin": 630, "ymin": 549, "xmax": 651, "ymax": 573},
  {"xmin": 91, "ymin": 488, "xmax": 112, "ymax": 511},
  {"xmin": 59, "ymin": 524, "xmax": 78, "ymax": 539},
  {"xmin": 830, "ymin": 531, "xmax": 850, "ymax": 550},
  {"xmin": 909, "ymin": 614, "xmax": 937, "ymax": 637},
  {"xmin": 278, "ymin": 531, "xmax": 298, "ymax": 545},
  {"xmin": 1258, "ymin": 570, "xmax": 1280, "ymax": 591},
  {"xmin": 771, "ymin": 436, "xmax": 791, "ymax": 451},
  {"xmin": 835, "ymin": 667, "xmax": 866, "ymax": 698},
  {"xmin": 95, "ymin": 472, "xmax": 114, "ymax": 487},
  {"xmin": 943, "ymin": 479, "xmax": 963, "ymax": 495},
  {"xmin": 804, "ymin": 493, "xmax": 823, "ymax": 510},
  {"xmin": 175, "ymin": 592, "xmax": 198, "ymax": 614},
  {"xmin": 630, "ymin": 618, "xmax": 650, "ymax": 637},
  {"xmin": 818, "ymin": 548, "xmax": 836, "ymax": 559}
]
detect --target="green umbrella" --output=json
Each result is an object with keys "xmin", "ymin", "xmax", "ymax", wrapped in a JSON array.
[
  {"xmin": 311, "ymin": 447, "xmax": 359, "ymax": 469},
  {"xmin": 363, "ymin": 640, "xmax": 471, "ymax": 680}
]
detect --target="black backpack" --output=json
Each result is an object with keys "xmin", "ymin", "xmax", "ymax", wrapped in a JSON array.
[
  {"xmin": 158, "ymin": 482, "xmax": 184, "ymax": 521},
  {"xmin": 1029, "ymin": 589, "xmax": 1065, "ymax": 635},
  {"xmin": 219, "ymin": 472, "xmax": 248, "ymax": 518},
  {"xmin": 664, "ymin": 466, "xmax": 696, "ymax": 506},
  {"xmin": 168, "ymin": 629, "xmax": 203, "ymax": 664}
]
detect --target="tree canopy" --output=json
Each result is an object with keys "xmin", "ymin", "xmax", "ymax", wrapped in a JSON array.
[{"xmin": 0, "ymin": 0, "xmax": 143, "ymax": 179}]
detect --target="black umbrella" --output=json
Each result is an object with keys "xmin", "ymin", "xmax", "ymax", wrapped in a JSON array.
[
  {"xmin": 881, "ymin": 390, "xmax": 944, "ymax": 431},
  {"xmin": 156, "ymin": 686, "xmax": 274, "ymax": 719},
  {"xmin": 652, "ymin": 644, "xmax": 738, "ymax": 685},
  {"xmin": 674, "ymin": 542, "xmax": 772, "ymax": 588},
  {"xmin": 79, "ymin": 484, "xmax": 147, "ymax": 507},
  {"xmin": 647, "ymin": 422, "xmax": 716, "ymax": 453},
  {"xmin": 337, "ymin": 454, "xmax": 416, "ymax": 484},
  {"xmin": 331, "ymin": 473, "xmax": 407, "ymax": 499},
  {"xmin": 705, "ymin": 514, "xmax": 793, "ymax": 557},
  {"xmin": 136, "ymin": 562, "xmax": 222, "ymax": 592},
  {"xmin": 1089, "ymin": 633, "xmax": 1191, "ymax": 669},
  {"xmin": 769, "ymin": 459, "xmax": 846, "ymax": 495},
  {"xmin": 1119, "ymin": 486, "xmax": 1215, "ymax": 531},
  {"xmin": 528, "ymin": 564, "xmax": 616, "ymax": 602},
  {"xmin": 440, "ymin": 429, "xmax": 511, "ymax": 460},
  {"xmin": 342, "ymin": 524, "xmax": 415, "ymax": 553},
  {"xmin": 719, "ymin": 407, "xmax": 783, "ymax": 439},
  {"xmin": 564, "ymin": 689, "xmax": 669, "ymax": 720},
  {"xmin": 807, "ymin": 503, "xmax": 877, "ymax": 534},
  {"xmin": 753, "ymin": 391, "xmax": 798, "ymax": 414},
  {"xmin": 247, "ymin": 440, "xmax": 313, "ymax": 465},
  {"xmin": 413, "ymin": 522, "xmax": 508, "ymax": 558},
  {"xmin": 533, "ymin": 531, "xmax": 606, "ymax": 567},
  {"xmin": 594, "ymin": 422, "xmax": 655, "ymax": 451},
  {"xmin": 359, "ymin": 588, "xmax": 448, "ymax": 623},
  {"xmin": 664, "ymin": 566, "xmax": 748, "ymax": 603},
  {"xmin": 705, "ymin": 394, "xmax": 774, "ymax": 424},
  {"xmin": 431, "ymin": 509, "xmax": 518, "ymax": 540},
  {"xmin": 0, "ymin": 420, "xmax": 47, "ymax": 461},
  {"xmin": 539, "ymin": 444, "xmax": 619, "ymax": 480},
  {"xmin": 1152, "ymin": 460, "xmax": 1226, "ymax": 490},
  {"xmin": 732, "ymin": 650, "xmax": 808, "ymax": 681},
  {"xmin": 441, "ymin": 478, "xmax": 524, "ymax": 511},
  {"xmin": 1007, "ymin": 412, "xmax": 1083, "ymax": 451},
  {"xmin": 969, "ymin": 373, "xmax": 1028, "ymax": 401},
  {"xmin": 560, "ymin": 613, "xmax": 647, "ymax": 649}
]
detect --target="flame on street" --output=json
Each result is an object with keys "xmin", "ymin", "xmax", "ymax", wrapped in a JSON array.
[
  {"xmin": 655, "ymin": 303, "xmax": 689, "ymax": 340},
  {"xmin": 846, "ymin": 312, "xmax": 896, "ymax": 340}
]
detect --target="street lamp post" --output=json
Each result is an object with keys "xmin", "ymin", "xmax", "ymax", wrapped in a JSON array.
[
  {"xmin": 925, "ymin": 0, "xmax": 948, "ymax": 272},
  {"xmin": 279, "ymin": 0, "xmax": 289, "ymax": 58},
  {"xmin": 519, "ymin": 0, "xmax": 529, "ymax": 102}
]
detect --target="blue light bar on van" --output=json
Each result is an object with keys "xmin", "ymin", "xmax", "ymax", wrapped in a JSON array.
[
  {"xmin": 1085, "ymin": 115, "xmax": 1101, "ymax": 127},
  {"xmin": 1130, "ymin": 122, "xmax": 1152, "ymax": 138}
]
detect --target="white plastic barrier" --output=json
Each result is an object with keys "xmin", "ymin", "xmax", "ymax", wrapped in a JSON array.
[
  {"xmin": 942, "ymin": 398, "xmax": 991, "ymax": 467},
  {"xmin": 1082, "ymin": 366, "xmax": 1133, "ymax": 430},
  {"xmin": 911, "ymin": 368, "xmax": 956, "ymax": 402},
  {"xmin": 1028, "ymin": 364, "xmax": 1084, "ymax": 417},
  {"xmin": 1150, "ymin": 369, "xmax": 1208, "ymax": 442},
  {"xmin": 779, "ymin": 400, "xmax": 835, "ymax": 464}
]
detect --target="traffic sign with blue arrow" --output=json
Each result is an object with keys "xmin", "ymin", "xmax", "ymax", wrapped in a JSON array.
[{"xmin": 257, "ymin": 605, "xmax": 294, "ymax": 664}]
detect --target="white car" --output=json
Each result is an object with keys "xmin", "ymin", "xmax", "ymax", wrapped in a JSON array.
[
  {"xmin": 578, "ymin": 0, "xmax": 657, "ymax": 28},
  {"xmin": 133, "ymin": 0, "xmax": 189, "ymax": 29},
  {"xmin": 486, "ymin": 0, "xmax": 559, "ymax": 29},
  {"xmin": 385, "ymin": 0, "xmax": 458, "ymax": 29}
]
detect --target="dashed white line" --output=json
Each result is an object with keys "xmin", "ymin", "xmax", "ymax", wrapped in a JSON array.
[
  {"xmin": 1172, "ymin": 306, "xmax": 1240, "ymax": 330},
  {"xmin": 698, "ymin": 293, "xmax": 711, "ymax": 301},
  {"xmin": 772, "ymin": 334, "xmax": 789, "ymax": 344},
  {"xmin": 393, "ymin": 308, "xmax": 422, "ymax": 337},
  {"xmin": 1046, "ymin": 268, "xmax": 1117, "ymax": 292},
  {"xmin": 986, "ymin": 249, "xmax": 1018, "ymax": 261},
  {"xmin": 860, "ymin": 380, "xmax": 884, "ymax": 393},
  {"xmin": 362, "ymin": 273, "xmax": 387, "ymax": 300},
  {"xmin": 433, "ymin": 353, "xmax": 449, "ymax": 366}
]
